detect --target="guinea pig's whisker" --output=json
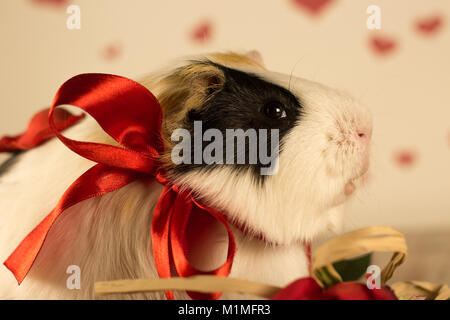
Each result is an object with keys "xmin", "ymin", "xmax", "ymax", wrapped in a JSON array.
[{"xmin": 288, "ymin": 56, "xmax": 305, "ymax": 91}]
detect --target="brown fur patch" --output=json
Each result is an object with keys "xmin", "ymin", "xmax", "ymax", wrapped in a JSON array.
[{"xmin": 206, "ymin": 51, "xmax": 266, "ymax": 70}]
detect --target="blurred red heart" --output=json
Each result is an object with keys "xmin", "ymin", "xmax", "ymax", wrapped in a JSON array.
[
  {"xmin": 416, "ymin": 15, "xmax": 443, "ymax": 35},
  {"xmin": 393, "ymin": 150, "xmax": 418, "ymax": 168},
  {"xmin": 191, "ymin": 21, "xmax": 213, "ymax": 44},
  {"xmin": 291, "ymin": 0, "xmax": 335, "ymax": 15},
  {"xmin": 370, "ymin": 35, "xmax": 397, "ymax": 55},
  {"xmin": 102, "ymin": 43, "xmax": 122, "ymax": 61},
  {"xmin": 31, "ymin": 0, "xmax": 69, "ymax": 7}
]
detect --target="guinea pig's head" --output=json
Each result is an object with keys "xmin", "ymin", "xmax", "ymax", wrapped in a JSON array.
[{"xmin": 142, "ymin": 51, "xmax": 372, "ymax": 245}]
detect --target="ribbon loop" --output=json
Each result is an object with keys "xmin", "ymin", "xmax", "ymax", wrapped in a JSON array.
[{"xmin": 48, "ymin": 74, "xmax": 164, "ymax": 173}]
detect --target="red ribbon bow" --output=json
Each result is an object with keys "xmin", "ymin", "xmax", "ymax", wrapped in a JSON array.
[{"xmin": 0, "ymin": 74, "xmax": 236, "ymax": 300}]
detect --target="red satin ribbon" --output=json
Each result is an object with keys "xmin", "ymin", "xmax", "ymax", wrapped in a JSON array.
[
  {"xmin": 0, "ymin": 73, "xmax": 236, "ymax": 300},
  {"xmin": 0, "ymin": 108, "xmax": 84, "ymax": 152}
]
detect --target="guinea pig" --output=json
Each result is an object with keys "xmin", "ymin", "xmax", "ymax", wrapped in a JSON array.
[{"xmin": 0, "ymin": 51, "xmax": 372, "ymax": 299}]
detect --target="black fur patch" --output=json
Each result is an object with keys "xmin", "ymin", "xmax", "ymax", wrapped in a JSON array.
[
  {"xmin": 172, "ymin": 62, "xmax": 302, "ymax": 182},
  {"xmin": 0, "ymin": 151, "xmax": 22, "ymax": 177}
]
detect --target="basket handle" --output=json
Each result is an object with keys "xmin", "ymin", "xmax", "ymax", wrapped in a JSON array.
[{"xmin": 312, "ymin": 226, "xmax": 408, "ymax": 286}]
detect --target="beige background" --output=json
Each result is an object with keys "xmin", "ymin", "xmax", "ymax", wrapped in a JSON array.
[{"xmin": 0, "ymin": 1, "xmax": 449, "ymax": 282}]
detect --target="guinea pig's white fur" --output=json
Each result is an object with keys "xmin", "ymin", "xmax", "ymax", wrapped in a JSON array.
[{"xmin": 0, "ymin": 52, "xmax": 371, "ymax": 299}]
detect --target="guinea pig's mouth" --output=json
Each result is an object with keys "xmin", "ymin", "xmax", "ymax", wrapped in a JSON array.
[{"xmin": 344, "ymin": 168, "xmax": 370, "ymax": 196}]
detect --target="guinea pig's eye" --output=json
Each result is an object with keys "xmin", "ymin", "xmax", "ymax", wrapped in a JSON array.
[{"xmin": 262, "ymin": 101, "xmax": 287, "ymax": 120}]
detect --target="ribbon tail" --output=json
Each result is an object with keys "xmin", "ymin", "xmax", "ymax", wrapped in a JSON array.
[
  {"xmin": 151, "ymin": 185, "xmax": 177, "ymax": 300},
  {"xmin": 0, "ymin": 108, "xmax": 84, "ymax": 152},
  {"xmin": 4, "ymin": 164, "xmax": 139, "ymax": 284}
]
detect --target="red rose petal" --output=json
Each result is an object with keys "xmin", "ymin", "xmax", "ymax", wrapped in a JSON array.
[
  {"xmin": 324, "ymin": 282, "xmax": 372, "ymax": 300},
  {"xmin": 324, "ymin": 283, "xmax": 396, "ymax": 300},
  {"xmin": 190, "ymin": 21, "xmax": 213, "ymax": 44},
  {"xmin": 291, "ymin": 0, "xmax": 335, "ymax": 15},
  {"xmin": 272, "ymin": 278, "xmax": 397, "ymax": 300},
  {"xmin": 271, "ymin": 277, "xmax": 326, "ymax": 300},
  {"xmin": 370, "ymin": 35, "xmax": 397, "ymax": 56},
  {"xmin": 416, "ymin": 15, "xmax": 443, "ymax": 35},
  {"xmin": 370, "ymin": 286, "xmax": 398, "ymax": 300}
]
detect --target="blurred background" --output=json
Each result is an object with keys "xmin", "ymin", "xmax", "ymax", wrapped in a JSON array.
[{"xmin": 0, "ymin": 0, "xmax": 449, "ymax": 284}]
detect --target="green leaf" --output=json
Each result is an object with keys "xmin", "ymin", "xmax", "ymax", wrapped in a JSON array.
[
  {"xmin": 314, "ymin": 267, "xmax": 342, "ymax": 288},
  {"xmin": 332, "ymin": 253, "xmax": 372, "ymax": 282}
]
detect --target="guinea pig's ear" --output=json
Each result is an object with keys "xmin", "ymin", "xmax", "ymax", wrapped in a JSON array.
[
  {"xmin": 245, "ymin": 50, "xmax": 265, "ymax": 67},
  {"xmin": 156, "ymin": 62, "xmax": 226, "ymax": 124},
  {"xmin": 189, "ymin": 64, "xmax": 225, "ymax": 98}
]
